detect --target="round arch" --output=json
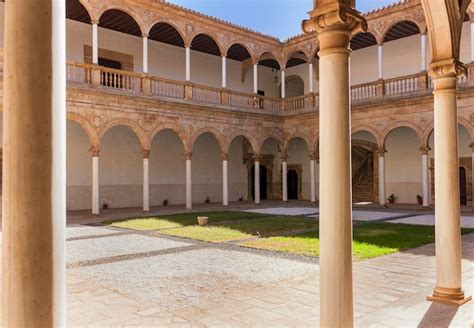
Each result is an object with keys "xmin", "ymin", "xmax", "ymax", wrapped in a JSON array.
[
  {"xmin": 148, "ymin": 124, "xmax": 189, "ymax": 152},
  {"xmin": 382, "ymin": 20, "xmax": 422, "ymax": 44},
  {"xmin": 350, "ymin": 32, "xmax": 377, "ymax": 51},
  {"xmin": 259, "ymin": 135, "xmax": 284, "ymax": 154},
  {"xmin": 68, "ymin": 0, "xmax": 93, "ymax": 24},
  {"xmin": 257, "ymin": 51, "xmax": 282, "ymax": 70},
  {"xmin": 226, "ymin": 43, "xmax": 253, "ymax": 62},
  {"xmin": 99, "ymin": 119, "xmax": 149, "ymax": 151},
  {"xmin": 66, "ymin": 112, "xmax": 100, "ymax": 149},
  {"xmin": 284, "ymin": 51, "xmax": 308, "ymax": 69},
  {"xmin": 351, "ymin": 125, "xmax": 382, "ymax": 147},
  {"xmin": 226, "ymin": 132, "xmax": 258, "ymax": 154},
  {"xmin": 190, "ymin": 33, "xmax": 223, "ymax": 56},
  {"xmin": 189, "ymin": 128, "xmax": 226, "ymax": 154},
  {"xmin": 97, "ymin": 8, "xmax": 145, "ymax": 36},
  {"xmin": 283, "ymin": 134, "xmax": 312, "ymax": 154},
  {"xmin": 147, "ymin": 21, "xmax": 186, "ymax": 47},
  {"xmin": 381, "ymin": 122, "xmax": 423, "ymax": 148}
]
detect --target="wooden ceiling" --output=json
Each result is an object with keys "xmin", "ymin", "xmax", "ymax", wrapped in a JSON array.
[
  {"xmin": 351, "ymin": 33, "xmax": 377, "ymax": 51},
  {"xmin": 384, "ymin": 21, "xmax": 420, "ymax": 43},
  {"xmin": 149, "ymin": 23, "xmax": 185, "ymax": 47},
  {"xmin": 191, "ymin": 34, "xmax": 221, "ymax": 56},
  {"xmin": 286, "ymin": 58, "xmax": 307, "ymax": 68},
  {"xmin": 227, "ymin": 44, "xmax": 251, "ymax": 61},
  {"xmin": 259, "ymin": 59, "xmax": 281, "ymax": 70}
]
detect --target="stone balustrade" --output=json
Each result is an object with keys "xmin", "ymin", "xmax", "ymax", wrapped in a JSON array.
[{"xmin": 7, "ymin": 60, "xmax": 474, "ymax": 116}]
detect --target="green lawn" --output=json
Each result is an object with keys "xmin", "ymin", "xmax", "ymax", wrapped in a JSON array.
[{"xmin": 241, "ymin": 223, "xmax": 474, "ymax": 260}]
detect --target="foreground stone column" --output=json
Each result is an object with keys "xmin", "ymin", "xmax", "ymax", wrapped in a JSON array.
[
  {"xmin": 303, "ymin": 2, "xmax": 366, "ymax": 326},
  {"xmin": 3, "ymin": 0, "xmax": 66, "ymax": 325},
  {"xmin": 142, "ymin": 149, "xmax": 150, "ymax": 213},
  {"xmin": 310, "ymin": 154, "xmax": 317, "ymax": 203},
  {"xmin": 222, "ymin": 153, "xmax": 229, "ymax": 206},
  {"xmin": 92, "ymin": 20, "xmax": 99, "ymax": 64},
  {"xmin": 377, "ymin": 148, "xmax": 386, "ymax": 206},
  {"xmin": 90, "ymin": 147, "xmax": 100, "ymax": 216},
  {"xmin": 427, "ymin": 63, "xmax": 471, "ymax": 306},
  {"xmin": 185, "ymin": 152, "xmax": 192, "ymax": 209},
  {"xmin": 282, "ymin": 155, "xmax": 288, "ymax": 201},
  {"xmin": 420, "ymin": 146, "xmax": 430, "ymax": 208},
  {"xmin": 254, "ymin": 154, "xmax": 261, "ymax": 204}
]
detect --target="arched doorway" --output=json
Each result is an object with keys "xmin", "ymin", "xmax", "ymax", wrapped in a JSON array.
[
  {"xmin": 460, "ymin": 167, "xmax": 467, "ymax": 205},
  {"xmin": 287, "ymin": 169, "xmax": 298, "ymax": 199},
  {"xmin": 251, "ymin": 165, "xmax": 268, "ymax": 200},
  {"xmin": 351, "ymin": 130, "xmax": 378, "ymax": 203}
]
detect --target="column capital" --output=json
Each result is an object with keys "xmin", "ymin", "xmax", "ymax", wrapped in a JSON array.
[
  {"xmin": 142, "ymin": 33, "xmax": 149, "ymax": 38},
  {"xmin": 89, "ymin": 146, "xmax": 100, "ymax": 157},
  {"xmin": 470, "ymin": 143, "xmax": 474, "ymax": 150},
  {"xmin": 376, "ymin": 148, "xmax": 386, "ymax": 157},
  {"xmin": 141, "ymin": 149, "xmax": 151, "ymax": 159},
  {"xmin": 91, "ymin": 19, "xmax": 99, "ymax": 25},
  {"xmin": 428, "ymin": 58, "xmax": 467, "ymax": 80},
  {"xmin": 184, "ymin": 151, "xmax": 193, "ymax": 160},
  {"xmin": 252, "ymin": 153, "xmax": 262, "ymax": 162},
  {"xmin": 221, "ymin": 152, "xmax": 229, "ymax": 161},
  {"xmin": 309, "ymin": 153, "xmax": 319, "ymax": 161},
  {"xmin": 302, "ymin": 2, "xmax": 367, "ymax": 37},
  {"xmin": 281, "ymin": 154, "xmax": 289, "ymax": 162},
  {"xmin": 419, "ymin": 146, "xmax": 431, "ymax": 155}
]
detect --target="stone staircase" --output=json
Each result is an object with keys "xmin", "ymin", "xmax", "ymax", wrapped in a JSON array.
[
  {"xmin": 353, "ymin": 171, "xmax": 374, "ymax": 202},
  {"xmin": 351, "ymin": 145, "xmax": 375, "ymax": 203}
]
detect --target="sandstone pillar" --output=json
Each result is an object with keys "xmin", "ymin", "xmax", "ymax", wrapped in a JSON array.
[
  {"xmin": 222, "ymin": 153, "xmax": 229, "ymax": 206},
  {"xmin": 185, "ymin": 152, "xmax": 192, "ymax": 209},
  {"xmin": 3, "ymin": 0, "xmax": 66, "ymax": 325},
  {"xmin": 302, "ymin": 2, "xmax": 366, "ymax": 326},
  {"xmin": 222, "ymin": 56, "xmax": 227, "ymax": 88},
  {"xmin": 377, "ymin": 149, "xmax": 386, "ymax": 206},
  {"xmin": 185, "ymin": 46, "xmax": 191, "ymax": 82},
  {"xmin": 91, "ymin": 147, "xmax": 100, "ymax": 216},
  {"xmin": 254, "ymin": 154, "xmax": 261, "ymax": 204},
  {"xmin": 471, "ymin": 143, "xmax": 474, "ymax": 210},
  {"xmin": 471, "ymin": 21, "xmax": 474, "ymax": 63},
  {"xmin": 421, "ymin": 146, "xmax": 430, "ymax": 208},
  {"xmin": 142, "ymin": 35, "xmax": 148, "ymax": 74},
  {"xmin": 142, "ymin": 149, "xmax": 150, "ymax": 213},
  {"xmin": 282, "ymin": 155, "xmax": 288, "ymax": 201},
  {"xmin": 92, "ymin": 21, "xmax": 98, "ymax": 64},
  {"xmin": 427, "ymin": 64, "xmax": 471, "ymax": 306}
]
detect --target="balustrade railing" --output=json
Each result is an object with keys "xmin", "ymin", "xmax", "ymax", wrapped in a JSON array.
[{"xmin": 58, "ymin": 62, "xmax": 474, "ymax": 115}]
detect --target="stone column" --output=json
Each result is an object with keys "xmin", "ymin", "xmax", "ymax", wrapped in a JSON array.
[
  {"xmin": 282, "ymin": 154, "xmax": 288, "ymax": 201},
  {"xmin": 185, "ymin": 46, "xmax": 191, "ymax": 82},
  {"xmin": 254, "ymin": 154, "xmax": 261, "ymax": 204},
  {"xmin": 142, "ymin": 149, "xmax": 150, "ymax": 213},
  {"xmin": 90, "ymin": 147, "xmax": 100, "ymax": 216},
  {"xmin": 253, "ymin": 64, "xmax": 258, "ymax": 94},
  {"xmin": 421, "ymin": 33, "xmax": 427, "ymax": 72},
  {"xmin": 427, "ymin": 63, "xmax": 471, "ymax": 305},
  {"xmin": 302, "ymin": 3, "xmax": 366, "ymax": 326},
  {"xmin": 378, "ymin": 44, "xmax": 383, "ymax": 80},
  {"xmin": 309, "ymin": 62, "xmax": 314, "ymax": 93},
  {"xmin": 471, "ymin": 143, "xmax": 474, "ymax": 210},
  {"xmin": 377, "ymin": 148, "xmax": 386, "ymax": 206},
  {"xmin": 420, "ymin": 146, "xmax": 430, "ymax": 208},
  {"xmin": 222, "ymin": 152, "xmax": 229, "ymax": 206},
  {"xmin": 3, "ymin": 0, "xmax": 66, "ymax": 325},
  {"xmin": 281, "ymin": 70, "xmax": 286, "ymax": 98},
  {"xmin": 143, "ymin": 34, "xmax": 149, "ymax": 74},
  {"xmin": 92, "ymin": 20, "xmax": 99, "ymax": 64},
  {"xmin": 222, "ymin": 56, "xmax": 227, "ymax": 88},
  {"xmin": 185, "ymin": 152, "xmax": 192, "ymax": 209},
  {"xmin": 471, "ymin": 21, "xmax": 474, "ymax": 63},
  {"xmin": 310, "ymin": 154, "xmax": 317, "ymax": 203}
]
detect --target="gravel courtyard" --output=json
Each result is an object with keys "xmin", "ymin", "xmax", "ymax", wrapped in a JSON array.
[{"xmin": 2, "ymin": 208, "xmax": 473, "ymax": 326}]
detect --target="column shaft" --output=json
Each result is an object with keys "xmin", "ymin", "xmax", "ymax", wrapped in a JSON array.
[
  {"xmin": 254, "ymin": 159, "xmax": 260, "ymax": 204},
  {"xmin": 421, "ymin": 33, "xmax": 427, "ymax": 71},
  {"xmin": 422, "ymin": 152, "xmax": 430, "ymax": 207},
  {"xmin": 378, "ymin": 44, "xmax": 383, "ymax": 80},
  {"xmin": 378, "ymin": 152, "xmax": 386, "ymax": 206},
  {"xmin": 310, "ymin": 159, "xmax": 316, "ymax": 202},
  {"xmin": 92, "ymin": 155, "xmax": 100, "ymax": 215},
  {"xmin": 282, "ymin": 160, "xmax": 288, "ymax": 201},
  {"xmin": 471, "ymin": 22, "xmax": 474, "ymax": 63},
  {"xmin": 222, "ymin": 56, "xmax": 227, "ymax": 88},
  {"xmin": 92, "ymin": 22, "xmax": 98, "ymax": 65},
  {"xmin": 223, "ymin": 159, "xmax": 229, "ymax": 206},
  {"xmin": 309, "ymin": 63, "xmax": 314, "ymax": 93},
  {"xmin": 143, "ymin": 156, "xmax": 150, "ymax": 212},
  {"xmin": 186, "ymin": 155, "xmax": 192, "ymax": 209},
  {"xmin": 253, "ymin": 64, "xmax": 258, "ymax": 94},
  {"xmin": 428, "ymin": 75, "xmax": 468, "ymax": 304},
  {"xmin": 472, "ymin": 150, "xmax": 474, "ymax": 210},
  {"xmin": 3, "ymin": 0, "xmax": 66, "ymax": 325},
  {"xmin": 143, "ymin": 35, "xmax": 148, "ymax": 74},
  {"xmin": 318, "ymin": 27, "xmax": 353, "ymax": 327},
  {"xmin": 185, "ymin": 46, "xmax": 191, "ymax": 81},
  {"xmin": 281, "ymin": 70, "xmax": 286, "ymax": 98}
]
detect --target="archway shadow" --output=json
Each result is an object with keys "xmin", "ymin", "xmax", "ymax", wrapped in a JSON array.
[{"xmin": 417, "ymin": 302, "xmax": 458, "ymax": 328}]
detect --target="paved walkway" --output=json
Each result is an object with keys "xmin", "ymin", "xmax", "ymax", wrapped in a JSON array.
[{"xmin": 3, "ymin": 222, "xmax": 472, "ymax": 326}]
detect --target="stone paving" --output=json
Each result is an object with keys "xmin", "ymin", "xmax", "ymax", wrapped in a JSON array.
[
  {"xmin": 1, "ymin": 207, "xmax": 473, "ymax": 326},
  {"xmin": 390, "ymin": 214, "xmax": 474, "ymax": 228}
]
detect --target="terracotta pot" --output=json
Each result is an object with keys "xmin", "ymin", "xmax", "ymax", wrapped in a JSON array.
[{"xmin": 197, "ymin": 216, "xmax": 209, "ymax": 226}]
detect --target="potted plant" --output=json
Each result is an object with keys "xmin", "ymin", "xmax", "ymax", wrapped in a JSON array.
[
  {"xmin": 416, "ymin": 195, "xmax": 423, "ymax": 205},
  {"xmin": 238, "ymin": 196, "xmax": 244, "ymax": 202},
  {"xmin": 102, "ymin": 202, "xmax": 109, "ymax": 210},
  {"xmin": 197, "ymin": 216, "xmax": 209, "ymax": 226},
  {"xmin": 205, "ymin": 197, "xmax": 210, "ymax": 204},
  {"xmin": 387, "ymin": 194, "xmax": 396, "ymax": 204},
  {"xmin": 162, "ymin": 199, "xmax": 168, "ymax": 206}
]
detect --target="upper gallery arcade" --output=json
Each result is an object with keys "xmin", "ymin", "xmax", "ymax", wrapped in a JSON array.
[{"xmin": 0, "ymin": 0, "xmax": 472, "ymax": 214}]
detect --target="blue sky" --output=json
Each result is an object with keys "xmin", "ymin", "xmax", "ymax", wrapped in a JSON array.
[{"xmin": 169, "ymin": 0, "xmax": 399, "ymax": 40}]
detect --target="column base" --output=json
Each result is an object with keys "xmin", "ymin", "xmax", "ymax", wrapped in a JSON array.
[
  {"xmin": 422, "ymin": 206, "xmax": 431, "ymax": 210},
  {"xmin": 143, "ymin": 210, "xmax": 150, "ymax": 214},
  {"xmin": 427, "ymin": 287, "xmax": 472, "ymax": 306},
  {"xmin": 91, "ymin": 213, "xmax": 100, "ymax": 219}
]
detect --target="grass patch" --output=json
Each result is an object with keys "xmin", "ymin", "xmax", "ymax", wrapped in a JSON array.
[
  {"xmin": 109, "ymin": 211, "xmax": 273, "ymax": 231},
  {"xmin": 160, "ymin": 226, "xmax": 252, "ymax": 243},
  {"xmin": 241, "ymin": 223, "xmax": 474, "ymax": 260}
]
